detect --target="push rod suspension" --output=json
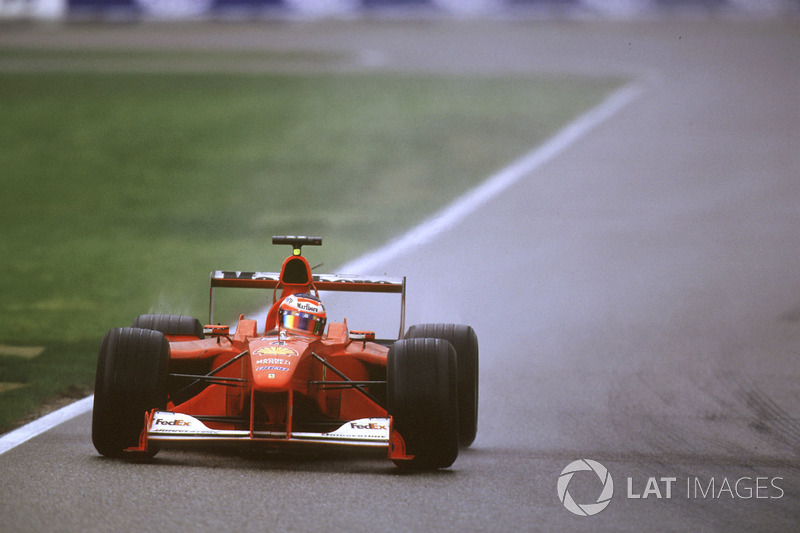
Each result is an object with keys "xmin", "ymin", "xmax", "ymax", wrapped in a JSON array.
[
  {"xmin": 172, "ymin": 350, "xmax": 249, "ymax": 396},
  {"xmin": 311, "ymin": 352, "xmax": 384, "ymax": 407}
]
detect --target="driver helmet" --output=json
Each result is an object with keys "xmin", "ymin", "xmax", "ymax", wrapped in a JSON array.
[{"xmin": 278, "ymin": 293, "xmax": 326, "ymax": 338}]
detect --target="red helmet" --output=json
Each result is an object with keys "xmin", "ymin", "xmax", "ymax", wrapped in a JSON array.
[{"xmin": 278, "ymin": 293, "xmax": 326, "ymax": 338}]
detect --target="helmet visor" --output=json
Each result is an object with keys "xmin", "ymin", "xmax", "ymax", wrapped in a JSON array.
[{"xmin": 279, "ymin": 309, "xmax": 326, "ymax": 337}]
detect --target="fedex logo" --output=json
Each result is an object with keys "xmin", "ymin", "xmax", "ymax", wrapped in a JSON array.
[
  {"xmin": 155, "ymin": 418, "xmax": 190, "ymax": 427},
  {"xmin": 350, "ymin": 422, "xmax": 387, "ymax": 430}
]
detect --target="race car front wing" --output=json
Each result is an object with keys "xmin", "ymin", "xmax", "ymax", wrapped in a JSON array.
[
  {"xmin": 128, "ymin": 410, "xmax": 413, "ymax": 463},
  {"xmin": 145, "ymin": 411, "xmax": 391, "ymax": 448}
]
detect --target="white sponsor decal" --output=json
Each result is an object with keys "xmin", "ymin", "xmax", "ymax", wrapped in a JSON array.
[
  {"xmin": 323, "ymin": 418, "xmax": 390, "ymax": 441},
  {"xmin": 257, "ymin": 358, "xmax": 292, "ymax": 365},
  {"xmin": 150, "ymin": 412, "xmax": 215, "ymax": 434}
]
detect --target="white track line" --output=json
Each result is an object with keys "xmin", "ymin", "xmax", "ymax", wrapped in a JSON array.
[
  {"xmin": 0, "ymin": 395, "xmax": 94, "ymax": 455},
  {"xmin": 338, "ymin": 82, "xmax": 642, "ymax": 274},
  {"xmin": 0, "ymin": 82, "xmax": 641, "ymax": 456}
]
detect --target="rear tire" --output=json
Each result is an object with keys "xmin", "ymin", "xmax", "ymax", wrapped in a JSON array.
[
  {"xmin": 131, "ymin": 314, "xmax": 204, "ymax": 339},
  {"xmin": 388, "ymin": 338, "xmax": 458, "ymax": 469},
  {"xmin": 406, "ymin": 323, "xmax": 479, "ymax": 447},
  {"xmin": 92, "ymin": 327, "xmax": 169, "ymax": 459}
]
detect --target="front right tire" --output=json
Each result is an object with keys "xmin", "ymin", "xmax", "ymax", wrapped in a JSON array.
[{"xmin": 92, "ymin": 327, "xmax": 169, "ymax": 459}]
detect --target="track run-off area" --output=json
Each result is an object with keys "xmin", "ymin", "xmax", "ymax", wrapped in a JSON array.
[{"xmin": 2, "ymin": 17, "xmax": 799, "ymax": 531}]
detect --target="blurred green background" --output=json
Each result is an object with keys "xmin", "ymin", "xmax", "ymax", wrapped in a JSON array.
[{"xmin": 0, "ymin": 47, "xmax": 620, "ymax": 433}]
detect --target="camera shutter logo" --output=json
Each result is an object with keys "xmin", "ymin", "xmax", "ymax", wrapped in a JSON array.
[{"xmin": 557, "ymin": 459, "xmax": 614, "ymax": 516}]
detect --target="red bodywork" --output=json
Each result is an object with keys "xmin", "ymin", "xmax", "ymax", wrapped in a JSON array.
[{"xmin": 131, "ymin": 247, "xmax": 412, "ymax": 462}]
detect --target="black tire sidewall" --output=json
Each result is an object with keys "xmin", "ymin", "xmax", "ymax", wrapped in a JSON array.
[
  {"xmin": 388, "ymin": 338, "xmax": 458, "ymax": 469},
  {"xmin": 131, "ymin": 314, "xmax": 204, "ymax": 339},
  {"xmin": 406, "ymin": 323, "xmax": 479, "ymax": 447},
  {"xmin": 92, "ymin": 327, "xmax": 169, "ymax": 458}
]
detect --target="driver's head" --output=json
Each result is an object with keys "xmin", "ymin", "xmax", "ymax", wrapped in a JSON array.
[{"xmin": 278, "ymin": 293, "xmax": 326, "ymax": 338}]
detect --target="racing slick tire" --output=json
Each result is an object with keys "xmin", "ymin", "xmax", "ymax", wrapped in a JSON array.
[
  {"xmin": 132, "ymin": 314, "xmax": 204, "ymax": 339},
  {"xmin": 387, "ymin": 338, "xmax": 459, "ymax": 469},
  {"xmin": 406, "ymin": 323, "xmax": 479, "ymax": 447},
  {"xmin": 92, "ymin": 327, "xmax": 169, "ymax": 459}
]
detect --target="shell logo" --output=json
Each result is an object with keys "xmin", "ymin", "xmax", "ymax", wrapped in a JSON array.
[{"xmin": 253, "ymin": 346, "xmax": 299, "ymax": 358}]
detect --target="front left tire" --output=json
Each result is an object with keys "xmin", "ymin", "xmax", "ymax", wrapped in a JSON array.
[
  {"xmin": 387, "ymin": 338, "xmax": 459, "ymax": 469},
  {"xmin": 406, "ymin": 323, "xmax": 479, "ymax": 447}
]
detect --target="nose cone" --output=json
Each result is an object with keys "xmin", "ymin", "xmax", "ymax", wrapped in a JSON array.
[{"xmin": 250, "ymin": 339, "xmax": 305, "ymax": 391}]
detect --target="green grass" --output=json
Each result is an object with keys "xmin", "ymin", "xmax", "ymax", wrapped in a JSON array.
[{"xmin": 0, "ymin": 50, "xmax": 621, "ymax": 433}]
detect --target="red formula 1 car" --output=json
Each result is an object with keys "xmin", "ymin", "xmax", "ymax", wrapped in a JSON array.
[{"xmin": 92, "ymin": 236, "xmax": 478, "ymax": 469}]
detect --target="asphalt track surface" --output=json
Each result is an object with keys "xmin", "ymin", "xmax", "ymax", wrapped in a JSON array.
[{"xmin": 2, "ymin": 18, "xmax": 800, "ymax": 532}]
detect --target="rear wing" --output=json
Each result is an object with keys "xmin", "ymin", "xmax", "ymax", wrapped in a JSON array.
[{"xmin": 209, "ymin": 271, "xmax": 406, "ymax": 337}]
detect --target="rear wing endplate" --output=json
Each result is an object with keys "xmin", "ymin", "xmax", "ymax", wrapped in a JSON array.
[{"xmin": 209, "ymin": 271, "xmax": 406, "ymax": 337}]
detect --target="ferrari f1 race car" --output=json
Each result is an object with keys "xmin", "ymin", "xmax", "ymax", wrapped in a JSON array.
[{"xmin": 92, "ymin": 236, "xmax": 478, "ymax": 469}]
